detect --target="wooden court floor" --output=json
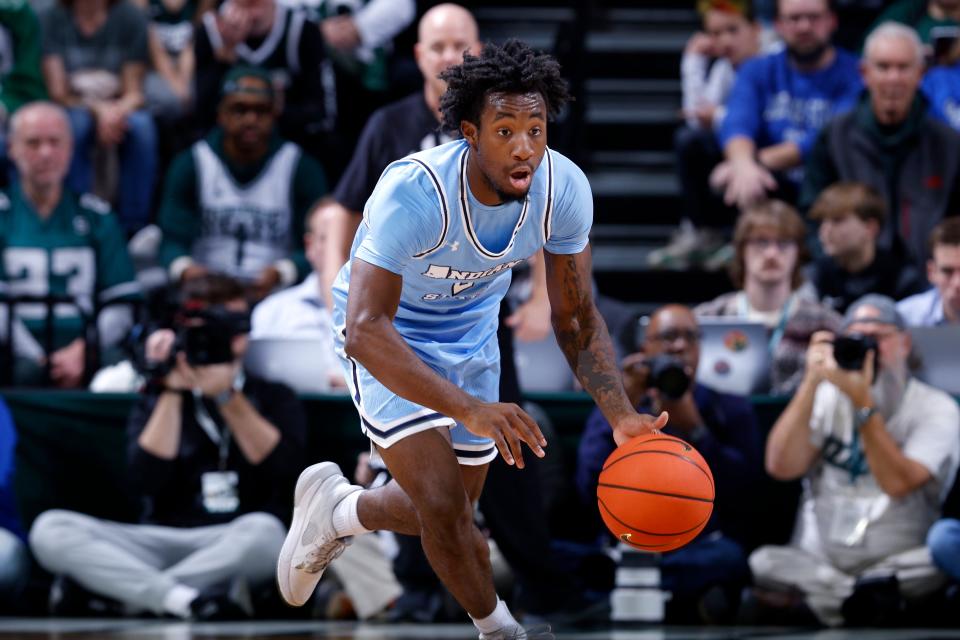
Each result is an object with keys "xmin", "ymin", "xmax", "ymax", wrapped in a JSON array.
[{"xmin": 0, "ymin": 620, "xmax": 959, "ymax": 640}]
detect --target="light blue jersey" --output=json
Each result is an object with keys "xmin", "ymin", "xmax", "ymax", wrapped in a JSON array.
[{"xmin": 331, "ymin": 139, "xmax": 592, "ymax": 463}]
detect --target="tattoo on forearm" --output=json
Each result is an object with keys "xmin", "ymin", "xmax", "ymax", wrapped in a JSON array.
[{"xmin": 553, "ymin": 255, "xmax": 631, "ymax": 419}]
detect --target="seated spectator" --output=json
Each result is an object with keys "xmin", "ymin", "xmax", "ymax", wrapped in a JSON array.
[
  {"xmin": 131, "ymin": 0, "xmax": 215, "ymax": 120},
  {"xmin": 0, "ymin": 397, "xmax": 29, "ymax": 611},
  {"xmin": 751, "ymin": 294, "xmax": 959, "ymax": 627},
  {"xmin": 0, "ymin": 102, "xmax": 141, "ymax": 388},
  {"xmin": 867, "ymin": 0, "xmax": 960, "ymax": 63},
  {"xmin": 249, "ymin": 204, "xmax": 342, "ymax": 388},
  {"xmin": 29, "ymin": 274, "xmax": 306, "ymax": 620},
  {"xmin": 40, "ymin": 0, "xmax": 158, "ymax": 234},
  {"xmin": 709, "ymin": 0, "xmax": 861, "ymax": 212},
  {"xmin": 193, "ymin": 0, "xmax": 325, "ymax": 157},
  {"xmin": 308, "ymin": 0, "xmax": 416, "ymax": 181},
  {"xmin": 158, "ymin": 66, "xmax": 327, "ymax": 302},
  {"xmin": 807, "ymin": 182, "xmax": 928, "ymax": 313},
  {"xmin": 921, "ymin": 38, "xmax": 960, "ymax": 130},
  {"xmin": 0, "ymin": 0, "xmax": 47, "ymax": 176},
  {"xmin": 651, "ymin": 0, "xmax": 765, "ymax": 269},
  {"xmin": 800, "ymin": 22, "xmax": 960, "ymax": 268},
  {"xmin": 898, "ymin": 217, "xmax": 960, "ymax": 326},
  {"xmin": 576, "ymin": 304, "xmax": 763, "ymax": 623},
  {"xmin": 695, "ymin": 199, "xmax": 842, "ymax": 394}
]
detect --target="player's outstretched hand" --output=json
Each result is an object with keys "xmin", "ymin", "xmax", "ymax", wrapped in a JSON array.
[
  {"xmin": 463, "ymin": 402, "xmax": 546, "ymax": 469},
  {"xmin": 612, "ymin": 411, "xmax": 669, "ymax": 446}
]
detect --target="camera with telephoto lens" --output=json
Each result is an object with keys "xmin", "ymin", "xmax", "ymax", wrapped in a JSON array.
[
  {"xmin": 646, "ymin": 355, "xmax": 691, "ymax": 400},
  {"xmin": 832, "ymin": 334, "xmax": 878, "ymax": 371},
  {"xmin": 134, "ymin": 304, "xmax": 251, "ymax": 379}
]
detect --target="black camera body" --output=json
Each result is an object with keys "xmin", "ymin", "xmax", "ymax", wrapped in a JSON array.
[
  {"xmin": 134, "ymin": 305, "xmax": 250, "ymax": 379},
  {"xmin": 647, "ymin": 355, "xmax": 691, "ymax": 400},
  {"xmin": 833, "ymin": 334, "xmax": 878, "ymax": 371}
]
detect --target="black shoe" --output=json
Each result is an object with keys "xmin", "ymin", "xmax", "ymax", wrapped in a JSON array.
[
  {"xmin": 737, "ymin": 586, "xmax": 822, "ymax": 627},
  {"xmin": 841, "ymin": 575, "xmax": 905, "ymax": 627},
  {"xmin": 49, "ymin": 575, "xmax": 125, "ymax": 617},
  {"xmin": 385, "ymin": 588, "xmax": 444, "ymax": 623},
  {"xmin": 522, "ymin": 593, "xmax": 611, "ymax": 628},
  {"xmin": 190, "ymin": 592, "xmax": 250, "ymax": 621}
]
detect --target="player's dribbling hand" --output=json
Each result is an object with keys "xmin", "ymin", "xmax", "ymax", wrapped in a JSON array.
[
  {"xmin": 463, "ymin": 401, "xmax": 546, "ymax": 469},
  {"xmin": 612, "ymin": 411, "xmax": 669, "ymax": 447}
]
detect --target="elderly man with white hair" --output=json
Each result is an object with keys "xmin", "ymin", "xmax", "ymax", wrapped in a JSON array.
[{"xmin": 800, "ymin": 21, "xmax": 960, "ymax": 269}]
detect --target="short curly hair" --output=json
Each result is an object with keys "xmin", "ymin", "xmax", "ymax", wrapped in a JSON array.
[{"xmin": 438, "ymin": 39, "xmax": 572, "ymax": 134}]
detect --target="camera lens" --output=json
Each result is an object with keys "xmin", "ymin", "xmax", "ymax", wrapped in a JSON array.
[{"xmin": 647, "ymin": 355, "xmax": 691, "ymax": 400}]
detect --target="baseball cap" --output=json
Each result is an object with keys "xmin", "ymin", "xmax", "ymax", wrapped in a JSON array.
[
  {"xmin": 843, "ymin": 293, "xmax": 905, "ymax": 331},
  {"xmin": 220, "ymin": 65, "xmax": 275, "ymax": 100}
]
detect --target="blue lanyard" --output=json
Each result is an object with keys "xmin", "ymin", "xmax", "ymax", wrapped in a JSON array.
[{"xmin": 738, "ymin": 292, "xmax": 795, "ymax": 355}]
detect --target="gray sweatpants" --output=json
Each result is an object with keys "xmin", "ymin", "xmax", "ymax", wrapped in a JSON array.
[
  {"xmin": 750, "ymin": 544, "xmax": 947, "ymax": 626},
  {"xmin": 29, "ymin": 509, "xmax": 285, "ymax": 615}
]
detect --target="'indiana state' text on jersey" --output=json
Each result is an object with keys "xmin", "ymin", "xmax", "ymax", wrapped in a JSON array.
[{"xmin": 332, "ymin": 138, "xmax": 593, "ymax": 368}]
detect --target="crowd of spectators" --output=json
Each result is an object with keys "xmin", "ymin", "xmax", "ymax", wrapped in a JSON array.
[{"xmin": 0, "ymin": 0, "xmax": 958, "ymax": 629}]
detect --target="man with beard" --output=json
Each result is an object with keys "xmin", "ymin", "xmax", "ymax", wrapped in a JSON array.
[
  {"xmin": 800, "ymin": 22, "xmax": 960, "ymax": 268},
  {"xmin": 750, "ymin": 293, "xmax": 960, "ymax": 626},
  {"xmin": 710, "ymin": 0, "xmax": 862, "ymax": 211},
  {"xmin": 158, "ymin": 66, "xmax": 327, "ymax": 301}
]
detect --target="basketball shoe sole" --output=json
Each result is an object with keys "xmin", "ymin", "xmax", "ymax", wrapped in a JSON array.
[{"xmin": 276, "ymin": 462, "xmax": 359, "ymax": 606}]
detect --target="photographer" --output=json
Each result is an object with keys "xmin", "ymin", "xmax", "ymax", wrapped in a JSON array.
[
  {"xmin": 751, "ymin": 293, "xmax": 960, "ymax": 626},
  {"xmin": 29, "ymin": 274, "xmax": 306, "ymax": 619},
  {"xmin": 575, "ymin": 304, "xmax": 764, "ymax": 623}
]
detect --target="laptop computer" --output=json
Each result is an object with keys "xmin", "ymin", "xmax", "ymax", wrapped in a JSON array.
[
  {"xmin": 243, "ymin": 338, "xmax": 342, "ymax": 394},
  {"xmin": 694, "ymin": 318, "xmax": 772, "ymax": 396},
  {"xmin": 909, "ymin": 326, "xmax": 960, "ymax": 395}
]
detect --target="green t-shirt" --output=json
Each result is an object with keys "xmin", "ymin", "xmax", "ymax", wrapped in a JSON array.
[
  {"xmin": 0, "ymin": 186, "xmax": 140, "ymax": 350},
  {"xmin": 0, "ymin": 0, "xmax": 47, "ymax": 117}
]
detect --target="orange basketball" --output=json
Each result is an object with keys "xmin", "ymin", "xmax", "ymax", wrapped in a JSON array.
[{"xmin": 597, "ymin": 432, "xmax": 714, "ymax": 552}]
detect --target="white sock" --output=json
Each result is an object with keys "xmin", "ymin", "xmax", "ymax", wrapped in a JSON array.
[
  {"xmin": 471, "ymin": 597, "xmax": 519, "ymax": 635},
  {"xmin": 331, "ymin": 489, "xmax": 371, "ymax": 537},
  {"xmin": 162, "ymin": 584, "xmax": 199, "ymax": 619}
]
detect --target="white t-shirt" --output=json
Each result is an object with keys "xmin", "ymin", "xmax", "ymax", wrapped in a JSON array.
[{"xmin": 793, "ymin": 378, "xmax": 960, "ymax": 573}]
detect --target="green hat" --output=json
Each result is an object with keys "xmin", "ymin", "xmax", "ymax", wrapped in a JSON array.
[{"xmin": 220, "ymin": 65, "xmax": 275, "ymax": 101}]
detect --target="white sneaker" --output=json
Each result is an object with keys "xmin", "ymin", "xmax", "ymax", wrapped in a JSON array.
[
  {"xmin": 479, "ymin": 624, "xmax": 554, "ymax": 640},
  {"xmin": 276, "ymin": 462, "xmax": 361, "ymax": 606}
]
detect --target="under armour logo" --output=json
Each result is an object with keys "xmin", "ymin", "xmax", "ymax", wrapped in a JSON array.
[{"xmin": 447, "ymin": 241, "xmax": 460, "ymax": 252}]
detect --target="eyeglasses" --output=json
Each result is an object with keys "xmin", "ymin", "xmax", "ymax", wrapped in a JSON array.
[
  {"xmin": 745, "ymin": 237, "xmax": 796, "ymax": 251},
  {"xmin": 225, "ymin": 102, "xmax": 273, "ymax": 118},
  {"xmin": 649, "ymin": 329, "xmax": 702, "ymax": 345}
]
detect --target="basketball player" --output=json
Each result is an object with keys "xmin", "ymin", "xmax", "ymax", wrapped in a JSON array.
[{"xmin": 276, "ymin": 40, "xmax": 667, "ymax": 639}]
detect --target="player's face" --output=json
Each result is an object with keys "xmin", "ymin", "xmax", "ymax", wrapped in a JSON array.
[
  {"xmin": 776, "ymin": 0, "xmax": 835, "ymax": 63},
  {"xmin": 704, "ymin": 10, "xmax": 758, "ymax": 67},
  {"xmin": 9, "ymin": 108, "xmax": 72, "ymax": 190},
  {"xmin": 219, "ymin": 80, "xmax": 276, "ymax": 152},
  {"xmin": 463, "ymin": 91, "xmax": 547, "ymax": 205},
  {"xmin": 742, "ymin": 226, "xmax": 799, "ymax": 286},
  {"xmin": 929, "ymin": 245, "xmax": 960, "ymax": 319},
  {"xmin": 862, "ymin": 36, "xmax": 923, "ymax": 125}
]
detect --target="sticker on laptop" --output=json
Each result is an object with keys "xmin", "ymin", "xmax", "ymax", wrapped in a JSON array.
[{"xmin": 723, "ymin": 330, "xmax": 749, "ymax": 352}]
